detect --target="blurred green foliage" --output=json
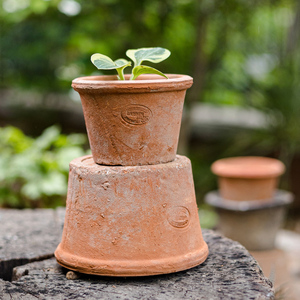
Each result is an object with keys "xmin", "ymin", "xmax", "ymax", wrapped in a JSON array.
[
  {"xmin": 1, "ymin": 0, "xmax": 299, "ymax": 115},
  {"xmin": 0, "ymin": 125, "xmax": 89, "ymax": 208},
  {"xmin": 0, "ymin": 0, "xmax": 296, "ymax": 97},
  {"xmin": 198, "ymin": 207, "xmax": 218, "ymax": 229},
  {"xmin": 1, "ymin": 0, "xmax": 300, "ymax": 212}
]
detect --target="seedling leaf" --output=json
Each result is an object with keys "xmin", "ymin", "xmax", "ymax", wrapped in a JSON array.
[
  {"xmin": 131, "ymin": 65, "xmax": 168, "ymax": 80},
  {"xmin": 126, "ymin": 47, "xmax": 171, "ymax": 67},
  {"xmin": 91, "ymin": 47, "xmax": 170, "ymax": 80},
  {"xmin": 91, "ymin": 54, "xmax": 131, "ymax": 80},
  {"xmin": 91, "ymin": 54, "xmax": 130, "ymax": 70}
]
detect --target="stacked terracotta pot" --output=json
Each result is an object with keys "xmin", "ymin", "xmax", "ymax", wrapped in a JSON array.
[
  {"xmin": 207, "ymin": 156, "xmax": 292, "ymax": 250},
  {"xmin": 55, "ymin": 74, "xmax": 209, "ymax": 276}
]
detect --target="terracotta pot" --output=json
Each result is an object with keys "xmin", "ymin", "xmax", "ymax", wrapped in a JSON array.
[
  {"xmin": 55, "ymin": 155, "xmax": 208, "ymax": 276},
  {"xmin": 72, "ymin": 74, "xmax": 193, "ymax": 166},
  {"xmin": 211, "ymin": 156, "xmax": 285, "ymax": 201}
]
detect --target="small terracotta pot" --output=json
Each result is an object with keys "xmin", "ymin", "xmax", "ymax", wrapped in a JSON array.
[
  {"xmin": 211, "ymin": 156, "xmax": 285, "ymax": 201},
  {"xmin": 72, "ymin": 74, "xmax": 193, "ymax": 166},
  {"xmin": 55, "ymin": 155, "xmax": 208, "ymax": 276}
]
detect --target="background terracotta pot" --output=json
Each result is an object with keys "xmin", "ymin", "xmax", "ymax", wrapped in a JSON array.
[
  {"xmin": 211, "ymin": 156, "xmax": 285, "ymax": 201},
  {"xmin": 72, "ymin": 74, "xmax": 193, "ymax": 166}
]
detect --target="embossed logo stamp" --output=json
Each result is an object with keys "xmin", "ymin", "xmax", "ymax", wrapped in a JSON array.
[
  {"xmin": 121, "ymin": 104, "xmax": 152, "ymax": 125},
  {"xmin": 167, "ymin": 206, "xmax": 190, "ymax": 228}
]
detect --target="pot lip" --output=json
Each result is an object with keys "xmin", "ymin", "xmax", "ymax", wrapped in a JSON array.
[
  {"xmin": 211, "ymin": 156, "xmax": 285, "ymax": 178},
  {"xmin": 70, "ymin": 154, "xmax": 190, "ymax": 170},
  {"xmin": 72, "ymin": 74, "xmax": 193, "ymax": 93}
]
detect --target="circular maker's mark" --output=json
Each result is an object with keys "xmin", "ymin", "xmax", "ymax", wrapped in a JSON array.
[
  {"xmin": 121, "ymin": 104, "xmax": 152, "ymax": 125},
  {"xmin": 167, "ymin": 206, "xmax": 190, "ymax": 228}
]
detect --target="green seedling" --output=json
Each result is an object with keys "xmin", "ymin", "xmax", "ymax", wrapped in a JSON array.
[{"xmin": 91, "ymin": 47, "xmax": 171, "ymax": 80}]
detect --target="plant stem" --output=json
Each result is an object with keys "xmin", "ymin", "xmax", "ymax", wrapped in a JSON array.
[{"xmin": 116, "ymin": 68, "xmax": 125, "ymax": 80}]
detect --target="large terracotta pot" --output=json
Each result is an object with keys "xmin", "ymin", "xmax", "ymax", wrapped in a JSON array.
[
  {"xmin": 55, "ymin": 155, "xmax": 209, "ymax": 276},
  {"xmin": 211, "ymin": 156, "xmax": 285, "ymax": 201},
  {"xmin": 72, "ymin": 74, "xmax": 193, "ymax": 166}
]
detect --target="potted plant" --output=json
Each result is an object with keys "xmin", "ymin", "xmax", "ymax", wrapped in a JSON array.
[
  {"xmin": 55, "ymin": 47, "xmax": 208, "ymax": 276},
  {"xmin": 72, "ymin": 47, "xmax": 193, "ymax": 166}
]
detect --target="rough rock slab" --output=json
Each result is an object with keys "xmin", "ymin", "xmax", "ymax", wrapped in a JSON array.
[
  {"xmin": 0, "ymin": 279, "xmax": 37, "ymax": 300},
  {"xmin": 2, "ymin": 230, "xmax": 274, "ymax": 300},
  {"xmin": 0, "ymin": 208, "xmax": 65, "ymax": 280}
]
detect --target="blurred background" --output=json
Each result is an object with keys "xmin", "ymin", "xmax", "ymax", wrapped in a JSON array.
[{"xmin": 1, "ymin": 0, "xmax": 300, "ymax": 230}]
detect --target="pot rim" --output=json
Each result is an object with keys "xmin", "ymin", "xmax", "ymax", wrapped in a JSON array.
[
  {"xmin": 211, "ymin": 156, "xmax": 285, "ymax": 178},
  {"xmin": 72, "ymin": 74, "xmax": 193, "ymax": 93}
]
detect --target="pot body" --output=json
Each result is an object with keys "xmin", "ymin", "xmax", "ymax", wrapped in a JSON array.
[
  {"xmin": 211, "ymin": 156, "xmax": 285, "ymax": 201},
  {"xmin": 217, "ymin": 177, "xmax": 278, "ymax": 201},
  {"xmin": 72, "ymin": 74, "xmax": 193, "ymax": 166},
  {"xmin": 55, "ymin": 155, "xmax": 208, "ymax": 276}
]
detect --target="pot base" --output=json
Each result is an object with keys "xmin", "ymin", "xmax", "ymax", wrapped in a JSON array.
[
  {"xmin": 55, "ymin": 155, "xmax": 208, "ymax": 276},
  {"xmin": 55, "ymin": 244, "xmax": 208, "ymax": 277}
]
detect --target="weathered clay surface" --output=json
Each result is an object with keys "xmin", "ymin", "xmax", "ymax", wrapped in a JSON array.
[
  {"xmin": 55, "ymin": 155, "xmax": 208, "ymax": 276},
  {"xmin": 72, "ymin": 74, "xmax": 193, "ymax": 166},
  {"xmin": 211, "ymin": 156, "xmax": 285, "ymax": 201},
  {"xmin": 1, "ymin": 230, "xmax": 275, "ymax": 300},
  {"xmin": 0, "ymin": 208, "xmax": 65, "ymax": 281}
]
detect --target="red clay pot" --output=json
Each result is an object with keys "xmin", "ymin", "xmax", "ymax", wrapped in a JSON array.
[
  {"xmin": 211, "ymin": 156, "xmax": 285, "ymax": 201},
  {"xmin": 72, "ymin": 74, "xmax": 193, "ymax": 166},
  {"xmin": 55, "ymin": 155, "xmax": 209, "ymax": 276}
]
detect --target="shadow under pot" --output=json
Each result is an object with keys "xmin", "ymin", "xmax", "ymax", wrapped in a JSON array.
[
  {"xmin": 211, "ymin": 156, "xmax": 286, "ymax": 202},
  {"xmin": 72, "ymin": 74, "xmax": 193, "ymax": 166}
]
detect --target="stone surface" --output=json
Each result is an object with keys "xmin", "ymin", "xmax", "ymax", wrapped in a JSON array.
[
  {"xmin": 0, "ymin": 208, "xmax": 65, "ymax": 280},
  {"xmin": 0, "ymin": 231, "xmax": 274, "ymax": 300},
  {"xmin": 0, "ymin": 208, "xmax": 274, "ymax": 299},
  {"xmin": 0, "ymin": 279, "xmax": 36, "ymax": 299}
]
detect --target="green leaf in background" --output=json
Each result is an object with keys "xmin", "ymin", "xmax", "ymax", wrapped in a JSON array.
[
  {"xmin": 56, "ymin": 147, "xmax": 87, "ymax": 172},
  {"xmin": 131, "ymin": 65, "xmax": 168, "ymax": 80},
  {"xmin": 126, "ymin": 47, "xmax": 171, "ymax": 67},
  {"xmin": 34, "ymin": 125, "xmax": 60, "ymax": 151},
  {"xmin": 0, "ymin": 125, "xmax": 89, "ymax": 208},
  {"xmin": 21, "ymin": 172, "xmax": 67, "ymax": 199},
  {"xmin": 0, "ymin": 126, "xmax": 32, "ymax": 153},
  {"xmin": 198, "ymin": 208, "xmax": 218, "ymax": 229}
]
